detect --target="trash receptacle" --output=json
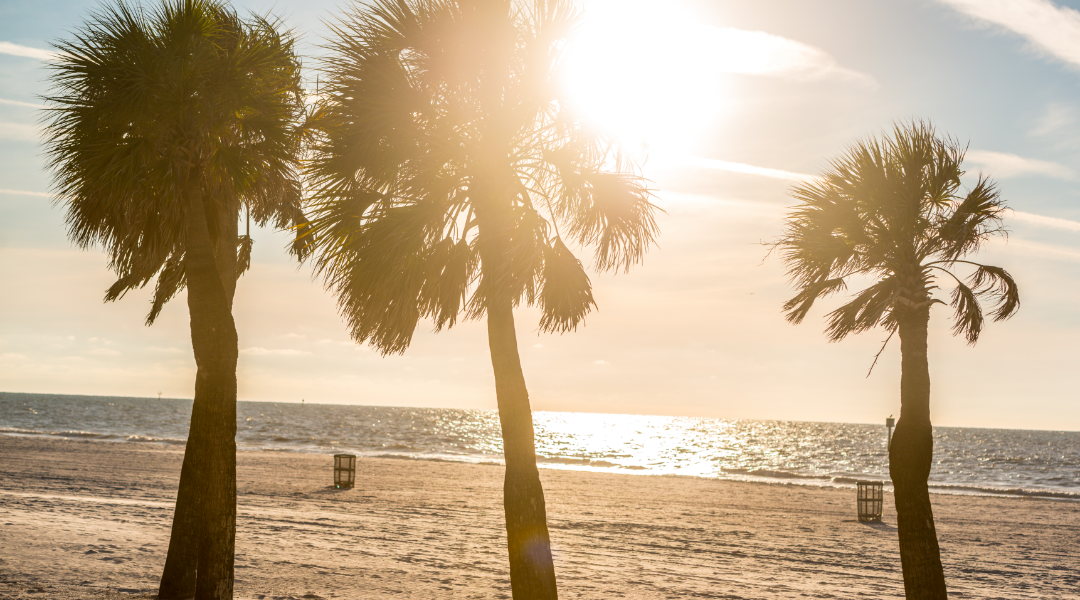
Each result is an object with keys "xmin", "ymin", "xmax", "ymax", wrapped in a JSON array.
[
  {"xmin": 857, "ymin": 481, "xmax": 883, "ymax": 522},
  {"xmin": 333, "ymin": 454, "xmax": 356, "ymax": 489}
]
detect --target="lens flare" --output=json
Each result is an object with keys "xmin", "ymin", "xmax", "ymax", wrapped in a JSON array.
[{"xmin": 561, "ymin": 0, "xmax": 724, "ymax": 153}]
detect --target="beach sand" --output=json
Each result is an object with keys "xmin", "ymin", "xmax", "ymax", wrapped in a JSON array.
[{"xmin": 0, "ymin": 436, "xmax": 1077, "ymax": 599}]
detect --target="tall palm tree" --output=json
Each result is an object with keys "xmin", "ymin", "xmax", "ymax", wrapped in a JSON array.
[
  {"xmin": 42, "ymin": 1, "xmax": 306, "ymax": 598},
  {"xmin": 304, "ymin": 1, "xmax": 658, "ymax": 597},
  {"xmin": 777, "ymin": 121, "xmax": 1019, "ymax": 599}
]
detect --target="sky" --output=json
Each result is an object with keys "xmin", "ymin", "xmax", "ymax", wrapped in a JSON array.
[{"xmin": 2, "ymin": 0, "xmax": 1079, "ymax": 430}]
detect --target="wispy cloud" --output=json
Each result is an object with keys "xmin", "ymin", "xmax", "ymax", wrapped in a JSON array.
[
  {"xmin": 659, "ymin": 155, "xmax": 818, "ymax": 183},
  {"xmin": 663, "ymin": 151, "xmax": 1074, "ymax": 184},
  {"xmin": 965, "ymin": 149, "xmax": 1075, "ymax": 180},
  {"xmin": 1008, "ymin": 238, "xmax": 1080, "ymax": 262},
  {"xmin": 1008, "ymin": 209, "xmax": 1080, "ymax": 232},
  {"xmin": 707, "ymin": 27, "xmax": 874, "ymax": 85},
  {"xmin": 574, "ymin": 2, "xmax": 872, "ymax": 86},
  {"xmin": 0, "ymin": 97, "xmax": 41, "ymax": 109},
  {"xmin": 0, "ymin": 189, "xmax": 51, "ymax": 197},
  {"xmin": 0, "ymin": 41, "xmax": 56, "ymax": 61},
  {"xmin": 938, "ymin": 0, "xmax": 1080, "ymax": 69},
  {"xmin": 1030, "ymin": 102, "xmax": 1076, "ymax": 137}
]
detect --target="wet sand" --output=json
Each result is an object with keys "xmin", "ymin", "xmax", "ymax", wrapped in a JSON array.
[{"xmin": 0, "ymin": 435, "xmax": 1077, "ymax": 599}]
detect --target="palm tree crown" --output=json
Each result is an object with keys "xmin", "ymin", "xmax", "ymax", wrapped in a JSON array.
[
  {"xmin": 43, "ymin": 0, "xmax": 307, "ymax": 322},
  {"xmin": 778, "ymin": 121, "xmax": 1019, "ymax": 346},
  {"xmin": 305, "ymin": 0, "xmax": 659, "ymax": 353}
]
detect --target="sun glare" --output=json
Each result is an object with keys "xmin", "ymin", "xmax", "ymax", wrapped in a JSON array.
[{"xmin": 562, "ymin": 0, "xmax": 724, "ymax": 153}]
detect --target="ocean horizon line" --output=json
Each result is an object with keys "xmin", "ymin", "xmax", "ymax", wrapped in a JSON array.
[{"xmin": 3, "ymin": 390, "xmax": 1077, "ymax": 434}]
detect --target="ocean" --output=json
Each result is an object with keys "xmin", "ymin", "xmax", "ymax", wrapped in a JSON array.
[{"xmin": 2, "ymin": 391, "xmax": 1077, "ymax": 501}]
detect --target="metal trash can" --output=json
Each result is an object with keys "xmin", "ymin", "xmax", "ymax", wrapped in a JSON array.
[
  {"xmin": 856, "ymin": 480, "xmax": 884, "ymax": 522},
  {"xmin": 333, "ymin": 454, "xmax": 356, "ymax": 489}
]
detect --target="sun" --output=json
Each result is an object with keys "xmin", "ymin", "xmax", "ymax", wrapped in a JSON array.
[{"xmin": 561, "ymin": 0, "xmax": 724, "ymax": 154}]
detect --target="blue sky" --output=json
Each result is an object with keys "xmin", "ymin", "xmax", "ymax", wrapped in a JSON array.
[{"xmin": 2, "ymin": 0, "xmax": 1079, "ymax": 430}]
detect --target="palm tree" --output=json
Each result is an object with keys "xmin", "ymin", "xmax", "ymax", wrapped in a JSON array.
[
  {"xmin": 304, "ymin": 1, "xmax": 658, "ymax": 597},
  {"xmin": 42, "ymin": 1, "xmax": 306, "ymax": 598},
  {"xmin": 776, "ymin": 121, "xmax": 1019, "ymax": 599}
]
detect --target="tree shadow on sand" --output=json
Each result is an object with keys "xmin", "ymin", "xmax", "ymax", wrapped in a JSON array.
[{"xmin": 842, "ymin": 519, "xmax": 897, "ymax": 532}]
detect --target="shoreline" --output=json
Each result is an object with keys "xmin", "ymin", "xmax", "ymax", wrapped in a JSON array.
[
  {"xmin": 1, "ymin": 428, "xmax": 1077, "ymax": 503},
  {"xmin": 2, "ymin": 435, "xmax": 1079, "ymax": 599}
]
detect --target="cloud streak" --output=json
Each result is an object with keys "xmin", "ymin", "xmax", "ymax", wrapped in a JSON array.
[
  {"xmin": 663, "ymin": 151, "xmax": 1078, "ymax": 189},
  {"xmin": 659, "ymin": 155, "xmax": 818, "ymax": 182},
  {"xmin": 938, "ymin": 0, "xmax": 1080, "ymax": 69},
  {"xmin": 0, "ymin": 41, "xmax": 56, "ymax": 61},
  {"xmin": 573, "ymin": 2, "xmax": 873, "ymax": 87},
  {"xmin": 706, "ymin": 27, "xmax": 873, "ymax": 85},
  {"xmin": 1008, "ymin": 238, "xmax": 1080, "ymax": 262},
  {"xmin": 0, "ymin": 189, "xmax": 51, "ymax": 197},
  {"xmin": 1030, "ymin": 103, "xmax": 1076, "ymax": 137},
  {"xmin": 1008, "ymin": 210, "xmax": 1080, "ymax": 232},
  {"xmin": 965, "ymin": 149, "xmax": 1075, "ymax": 180},
  {"xmin": 0, "ymin": 98, "xmax": 42, "ymax": 109}
]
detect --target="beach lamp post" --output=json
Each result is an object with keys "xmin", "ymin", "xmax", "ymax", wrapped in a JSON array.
[
  {"xmin": 885, "ymin": 415, "xmax": 895, "ymax": 449},
  {"xmin": 856, "ymin": 481, "xmax": 884, "ymax": 522},
  {"xmin": 333, "ymin": 454, "xmax": 356, "ymax": 489}
]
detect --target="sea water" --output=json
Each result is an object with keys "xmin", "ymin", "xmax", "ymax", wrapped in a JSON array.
[{"xmin": 1, "ymin": 392, "xmax": 1077, "ymax": 500}]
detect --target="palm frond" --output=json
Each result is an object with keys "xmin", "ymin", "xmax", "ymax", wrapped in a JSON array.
[
  {"xmin": 147, "ymin": 253, "xmax": 187, "ymax": 325},
  {"xmin": 538, "ymin": 238, "xmax": 595, "ymax": 333},
  {"xmin": 562, "ymin": 170, "xmax": 659, "ymax": 272},
  {"xmin": 421, "ymin": 236, "xmax": 478, "ymax": 331},
  {"xmin": 104, "ymin": 248, "xmax": 173, "ymax": 303},
  {"xmin": 289, "ymin": 207, "xmax": 311, "ymax": 261},
  {"xmin": 936, "ymin": 177, "xmax": 1006, "ymax": 260},
  {"xmin": 823, "ymin": 276, "xmax": 900, "ymax": 341},
  {"xmin": 970, "ymin": 264, "xmax": 1020, "ymax": 321},
  {"xmin": 949, "ymin": 280, "xmax": 983, "ymax": 344},
  {"xmin": 467, "ymin": 202, "xmax": 548, "ymax": 318},
  {"xmin": 318, "ymin": 198, "xmax": 447, "ymax": 354},
  {"xmin": 237, "ymin": 235, "xmax": 253, "ymax": 277},
  {"xmin": 782, "ymin": 277, "xmax": 847, "ymax": 325}
]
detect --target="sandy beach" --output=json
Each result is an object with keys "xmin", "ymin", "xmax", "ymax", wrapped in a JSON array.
[{"xmin": 0, "ymin": 435, "xmax": 1077, "ymax": 599}]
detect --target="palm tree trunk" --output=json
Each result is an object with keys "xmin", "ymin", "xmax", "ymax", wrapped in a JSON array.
[
  {"xmin": 486, "ymin": 297, "xmax": 559, "ymax": 600},
  {"xmin": 159, "ymin": 451, "xmax": 199, "ymax": 598},
  {"xmin": 159, "ymin": 201, "xmax": 239, "ymax": 600},
  {"xmin": 160, "ymin": 185, "xmax": 238, "ymax": 600},
  {"xmin": 890, "ymin": 308, "xmax": 947, "ymax": 599}
]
